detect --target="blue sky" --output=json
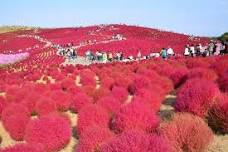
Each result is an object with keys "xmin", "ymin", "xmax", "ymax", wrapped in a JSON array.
[{"xmin": 1, "ymin": 0, "xmax": 228, "ymax": 36}]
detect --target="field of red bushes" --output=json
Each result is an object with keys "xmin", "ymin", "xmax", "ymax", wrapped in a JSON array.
[{"xmin": 0, "ymin": 25, "xmax": 228, "ymax": 152}]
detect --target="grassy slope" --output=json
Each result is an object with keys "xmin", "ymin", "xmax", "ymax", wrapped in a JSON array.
[{"xmin": 0, "ymin": 26, "xmax": 34, "ymax": 34}]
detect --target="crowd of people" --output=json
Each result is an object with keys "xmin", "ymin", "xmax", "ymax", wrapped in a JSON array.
[
  {"xmin": 56, "ymin": 40, "xmax": 228, "ymax": 64},
  {"xmin": 184, "ymin": 41, "xmax": 227, "ymax": 57}
]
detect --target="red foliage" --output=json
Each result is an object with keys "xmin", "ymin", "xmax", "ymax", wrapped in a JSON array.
[
  {"xmin": 129, "ymin": 74, "xmax": 152, "ymax": 93},
  {"xmin": 170, "ymin": 68, "xmax": 189, "ymax": 88},
  {"xmin": 100, "ymin": 76, "xmax": 115, "ymax": 89},
  {"xmin": 93, "ymin": 87, "xmax": 111, "ymax": 102},
  {"xmin": 111, "ymin": 86, "xmax": 128, "ymax": 103},
  {"xmin": 175, "ymin": 79, "xmax": 221, "ymax": 118},
  {"xmin": 5, "ymin": 85, "xmax": 27, "ymax": 103},
  {"xmin": 35, "ymin": 98, "xmax": 57, "ymax": 116},
  {"xmin": 114, "ymin": 75, "xmax": 133, "ymax": 89},
  {"xmin": 133, "ymin": 88, "xmax": 162, "ymax": 112},
  {"xmin": 211, "ymin": 57, "xmax": 228, "ymax": 76},
  {"xmin": 77, "ymin": 104, "xmax": 110, "ymax": 136},
  {"xmin": 0, "ymin": 144, "xmax": 45, "ymax": 152},
  {"xmin": 187, "ymin": 68, "xmax": 218, "ymax": 81},
  {"xmin": 21, "ymin": 91, "xmax": 41, "ymax": 113},
  {"xmin": 100, "ymin": 130, "xmax": 170, "ymax": 152},
  {"xmin": 1, "ymin": 103, "xmax": 30, "ymax": 123},
  {"xmin": 3, "ymin": 114, "xmax": 30, "ymax": 141},
  {"xmin": 70, "ymin": 92, "xmax": 93, "ymax": 113},
  {"xmin": 97, "ymin": 95, "xmax": 122, "ymax": 115},
  {"xmin": 75, "ymin": 126, "xmax": 114, "ymax": 152},
  {"xmin": 79, "ymin": 69, "xmax": 96, "ymax": 86},
  {"xmin": 186, "ymin": 58, "xmax": 211, "ymax": 69},
  {"xmin": 112, "ymin": 101, "xmax": 160, "ymax": 133},
  {"xmin": 218, "ymin": 71, "xmax": 228, "ymax": 92},
  {"xmin": 24, "ymin": 114, "xmax": 71, "ymax": 152},
  {"xmin": 160, "ymin": 113, "xmax": 214, "ymax": 152},
  {"xmin": 50, "ymin": 90, "xmax": 72, "ymax": 111},
  {"xmin": 208, "ymin": 94, "xmax": 228, "ymax": 133},
  {"xmin": 0, "ymin": 96, "xmax": 6, "ymax": 119},
  {"xmin": 60, "ymin": 77, "xmax": 76, "ymax": 90}
]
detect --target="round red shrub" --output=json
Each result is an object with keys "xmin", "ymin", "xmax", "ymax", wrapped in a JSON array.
[
  {"xmin": 50, "ymin": 90, "xmax": 72, "ymax": 111},
  {"xmin": 186, "ymin": 58, "xmax": 210, "ymax": 69},
  {"xmin": 100, "ymin": 130, "xmax": 170, "ymax": 152},
  {"xmin": 97, "ymin": 95, "xmax": 122, "ymax": 115},
  {"xmin": 130, "ymin": 74, "xmax": 152, "ymax": 93},
  {"xmin": 170, "ymin": 68, "xmax": 189, "ymax": 88},
  {"xmin": 111, "ymin": 86, "xmax": 128, "ymax": 103},
  {"xmin": 77, "ymin": 104, "xmax": 110, "ymax": 136},
  {"xmin": 61, "ymin": 77, "xmax": 76, "ymax": 90},
  {"xmin": 211, "ymin": 58, "xmax": 228, "ymax": 76},
  {"xmin": 187, "ymin": 68, "xmax": 218, "ymax": 81},
  {"xmin": 133, "ymin": 88, "xmax": 162, "ymax": 112},
  {"xmin": 160, "ymin": 113, "xmax": 214, "ymax": 152},
  {"xmin": 1, "ymin": 103, "xmax": 30, "ymax": 122},
  {"xmin": 114, "ymin": 75, "xmax": 133, "ymax": 89},
  {"xmin": 208, "ymin": 94, "xmax": 228, "ymax": 133},
  {"xmin": 100, "ymin": 76, "xmax": 115, "ymax": 89},
  {"xmin": 79, "ymin": 69, "xmax": 96, "ymax": 86},
  {"xmin": 81, "ymin": 85, "xmax": 96, "ymax": 98},
  {"xmin": 35, "ymin": 98, "xmax": 57, "ymax": 116},
  {"xmin": 218, "ymin": 71, "xmax": 228, "ymax": 92},
  {"xmin": 24, "ymin": 114, "xmax": 71, "ymax": 152},
  {"xmin": 75, "ymin": 126, "xmax": 114, "ymax": 152},
  {"xmin": 175, "ymin": 78, "xmax": 221, "ymax": 118},
  {"xmin": 3, "ymin": 114, "xmax": 30, "ymax": 141},
  {"xmin": 148, "ymin": 134, "xmax": 171, "ymax": 152},
  {"xmin": 70, "ymin": 92, "xmax": 93, "ymax": 113},
  {"xmin": 5, "ymin": 85, "xmax": 27, "ymax": 103},
  {"xmin": 0, "ymin": 144, "xmax": 45, "ymax": 152},
  {"xmin": 93, "ymin": 87, "xmax": 111, "ymax": 102},
  {"xmin": 21, "ymin": 91, "xmax": 41, "ymax": 113},
  {"xmin": 112, "ymin": 101, "xmax": 160, "ymax": 133},
  {"xmin": 0, "ymin": 96, "xmax": 6, "ymax": 119}
]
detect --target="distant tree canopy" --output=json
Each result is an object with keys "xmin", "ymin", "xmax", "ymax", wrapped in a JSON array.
[{"xmin": 218, "ymin": 32, "xmax": 228, "ymax": 42}]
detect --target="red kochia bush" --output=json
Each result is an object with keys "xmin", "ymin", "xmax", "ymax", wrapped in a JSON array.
[
  {"xmin": 218, "ymin": 71, "xmax": 228, "ymax": 92},
  {"xmin": 24, "ymin": 114, "xmax": 71, "ymax": 152},
  {"xmin": 3, "ymin": 114, "xmax": 30, "ymax": 141},
  {"xmin": 112, "ymin": 101, "xmax": 160, "ymax": 133},
  {"xmin": 100, "ymin": 76, "xmax": 115, "ymax": 89},
  {"xmin": 77, "ymin": 104, "xmax": 110, "ymax": 136},
  {"xmin": 1, "ymin": 103, "xmax": 30, "ymax": 122},
  {"xmin": 35, "ymin": 98, "xmax": 57, "ymax": 116},
  {"xmin": 92, "ymin": 87, "xmax": 111, "ymax": 102},
  {"xmin": 170, "ymin": 68, "xmax": 189, "ymax": 88},
  {"xmin": 160, "ymin": 113, "xmax": 213, "ymax": 152},
  {"xmin": 208, "ymin": 94, "xmax": 228, "ymax": 133},
  {"xmin": 175, "ymin": 79, "xmax": 220, "ymax": 118},
  {"xmin": 100, "ymin": 130, "xmax": 170, "ymax": 152},
  {"xmin": 211, "ymin": 58, "xmax": 228, "ymax": 76},
  {"xmin": 5, "ymin": 85, "xmax": 27, "ymax": 103},
  {"xmin": 0, "ymin": 144, "xmax": 45, "ymax": 152},
  {"xmin": 133, "ymin": 88, "xmax": 162, "ymax": 112},
  {"xmin": 111, "ymin": 86, "xmax": 128, "ymax": 103},
  {"xmin": 187, "ymin": 68, "xmax": 218, "ymax": 81},
  {"xmin": 79, "ymin": 69, "xmax": 96, "ymax": 86},
  {"xmin": 70, "ymin": 92, "xmax": 93, "ymax": 113},
  {"xmin": 0, "ymin": 96, "xmax": 6, "ymax": 119},
  {"xmin": 75, "ymin": 126, "xmax": 114, "ymax": 152},
  {"xmin": 97, "ymin": 95, "xmax": 122, "ymax": 115},
  {"xmin": 21, "ymin": 91, "xmax": 41, "ymax": 113},
  {"xmin": 50, "ymin": 90, "xmax": 72, "ymax": 111}
]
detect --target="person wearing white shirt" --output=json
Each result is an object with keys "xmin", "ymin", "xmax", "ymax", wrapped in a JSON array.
[{"xmin": 167, "ymin": 47, "xmax": 175, "ymax": 56}]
